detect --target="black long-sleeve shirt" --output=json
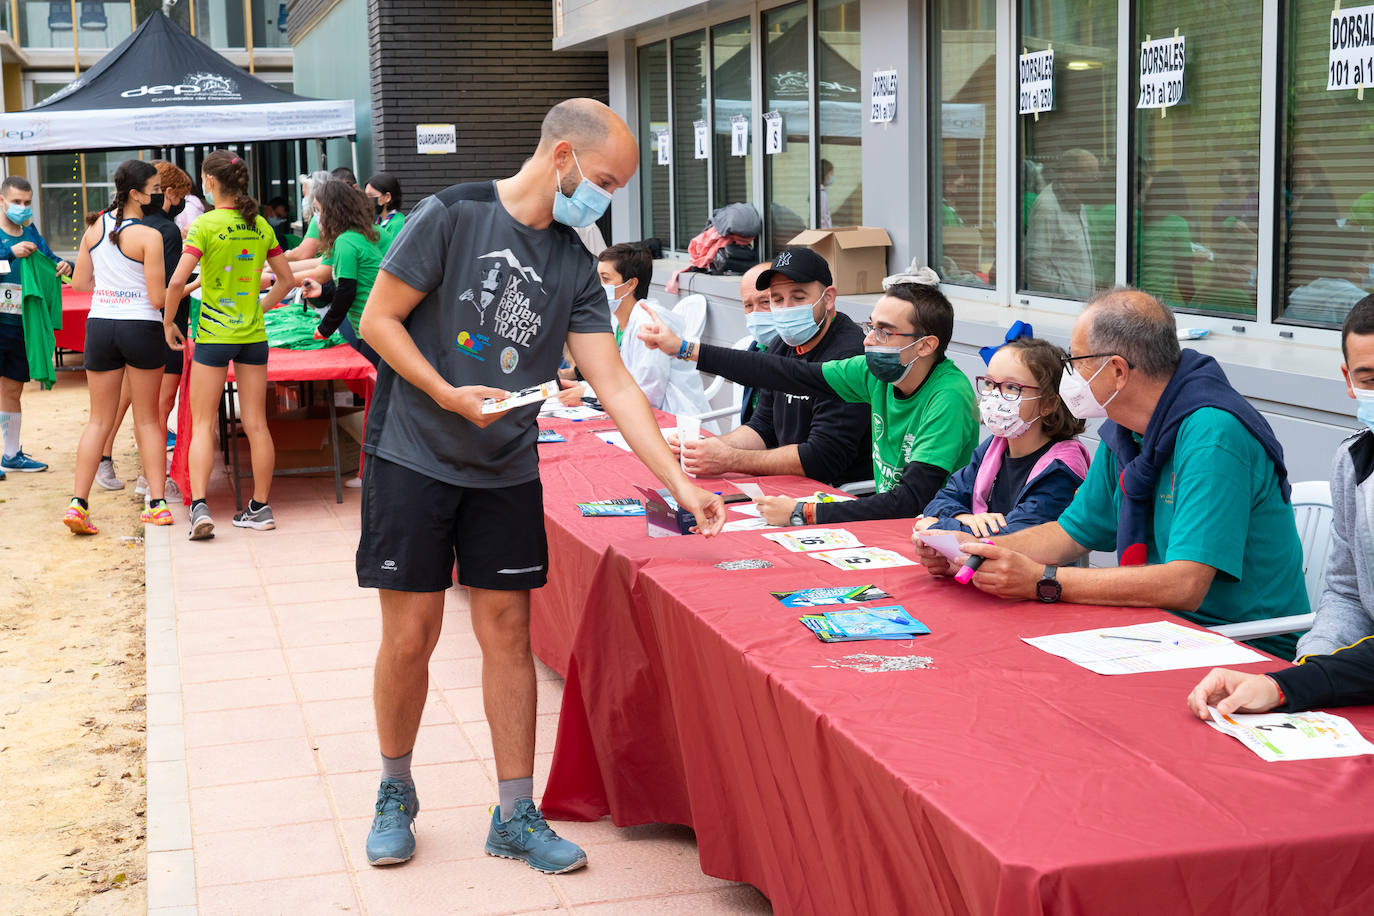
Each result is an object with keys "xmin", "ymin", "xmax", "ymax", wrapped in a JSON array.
[
  {"xmin": 813, "ymin": 459, "xmax": 949, "ymax": 523},
  {"xmin": 699, "ymin": 314, "xmax": 870, "ymax": 487},
  {"xmin": 1271, "ymin": 639, "xmax": 1374, "ymax": 712}
]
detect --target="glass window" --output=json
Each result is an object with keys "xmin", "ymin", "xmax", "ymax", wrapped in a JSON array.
[
  {"xmin": 711, "ymin": 17, "xmax": 752, "ymax": 211},
  {"xmin": 1018, "ymin": 0, "xmax": 1116, "ymax": 299},
  {"xmin": 638, "ymin": 41, "xmax": 670, "ymax": 245},
  {"xmin": 931, "ymin": 0, "xmax": 996, "ymax": 288},
  {"xmin": 19, "ymin": 1, "xmax": 135, "ymax": 50},
  {"xmin": 1277, "ymin": 3, "xmax": 1373, "ymax": 327},
  {"xmin": 1132, "ymin": 1, "xmax": 1262, "ymax": 318},
  {"xmin": 816, "ymin": 0, "xmax": 861, "ymax": 229},
  {"xmin": 671, "ymin": 30, "xmax": 708, "ymax": 249},
  {"xmin": 762, "ymin": 1, "xmax": 810, "ymax": 257}
]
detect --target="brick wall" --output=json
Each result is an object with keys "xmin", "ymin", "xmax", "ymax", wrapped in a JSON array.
[{"xmin": 368, "ymin": 0, "xmax": 609, "ymax": 203}]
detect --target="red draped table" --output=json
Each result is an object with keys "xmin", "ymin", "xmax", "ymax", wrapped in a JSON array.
[
  {"xmin": 169, "ymin": 343, "xmax": 377, "ymax": 505},
  {"xmin": 54, "ymin": 288, "xmax": 91, "ymax": 358},
  {"xmin": 529, "ymin": 416, "xmax": 1374, "ymax": 916}
]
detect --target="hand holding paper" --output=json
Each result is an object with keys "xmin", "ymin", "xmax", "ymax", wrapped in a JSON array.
[{"xmin": 1187, "ymin": 667, "xmax": 1283, "ymax": 720}]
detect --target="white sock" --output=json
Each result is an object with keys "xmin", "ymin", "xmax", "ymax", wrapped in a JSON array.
[{"xmin": 0, "ymin": 411, "xmax": 19, "ymax": 458}]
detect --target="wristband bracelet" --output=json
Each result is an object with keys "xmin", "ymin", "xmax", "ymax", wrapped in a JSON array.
[
  {"xmin": 1266, "ymin": 675, "xmax": 1286, "ymax": 707},
  {"xmin": 676, "ymin": 339, "xmax": 696, "ymax": 361},
  {"xmin": 804, "ymin": 502, "xmax": 817, "ymax": 525}
]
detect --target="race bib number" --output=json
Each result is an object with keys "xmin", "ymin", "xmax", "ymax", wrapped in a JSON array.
[{"xmin": 0, "ymin": 282, "xmax": 20, "ymax": 315}]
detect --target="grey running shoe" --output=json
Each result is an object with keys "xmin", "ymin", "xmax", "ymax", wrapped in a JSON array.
[
  {"xmin": 188, "ymin": 502, "xmax": 215, "ymax": 540},
  {"xmin": 233, "ymin": 503, "xmax": 276, "ymax": 530},
  {"xmin": 95, "ymin": 458, "xmax": 124, "ymax": 490}
]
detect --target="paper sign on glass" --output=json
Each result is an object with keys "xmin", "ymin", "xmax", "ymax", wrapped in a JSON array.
[
  {"xmin": 656, "ymin": 129, "xmax": 671, "ymax": 165},
  {"xmin": 693, "ymin": 120, "xmax": 709, "ymax": 159},
  {"xmin": 731, "ymin": 115, "xmax": 749, "ymax": 156},
  {"xmin": 763, "ymin": 528, "xmax": 862, "ymax": 553},
  {"xmin": 809, "ymin": 547, "xmax": 917, "ymax": 571},
  {"xmin": 1328, "ymin": 5, "xmax": 1374, "ymax": 91},
  {"xmin": 870, "ymin": 69, "xmax": 898, "ymax": 123},
  {"xmin": 763, "ymin": 112, "xmax": 784, "ymax": 155},
  {"xmin": 1018, "ymin": 49, "xmax": 1054, "ymax": 114},
  {"xmin": 1137, "ymin": 35, "xmax": 1185, "ymax": 109},
  {"xmin": 1208, "ymin": 707, "xmax": 1374, "ymax": 762}
]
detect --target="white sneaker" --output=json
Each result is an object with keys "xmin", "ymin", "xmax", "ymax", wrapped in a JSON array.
[
  {"xmin": 135, "ymin": 475, "xmax": 148, "ymax": 497},
  {"xmin": 164, "ymin": 477, "xmax": 181, "ymax": 502},
  {"xmin": 345, "ymin": 477, "xmax": 363, "ymax": 489},
  {"xmin": 95, "ymin": 458, "xmax": 124, "ymax": 491}
]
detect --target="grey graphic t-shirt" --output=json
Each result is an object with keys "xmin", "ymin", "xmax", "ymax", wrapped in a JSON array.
[{"xmin": 364, "ymin": 181, "xmax": 611, "ymax": 487}]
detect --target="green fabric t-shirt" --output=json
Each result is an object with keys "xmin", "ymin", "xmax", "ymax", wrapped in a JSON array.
[
  {"xmin": 321, "ymin": 229, "xmax": 382, "ymax": 331},
  {"xmin": 185, "ymin": 208, "xmax": 280, "ymax": 345},
  {"xmin": 1056, "ymin": 408, "xmax": 1309, "ymax": 658},
  {"xmin": 305, "ymin": 216, "xmax": 319, "ymax": 240},
  {"xmin": 376, "ymin": 211, "xmax": 405, "ymax": 254},
  {"xmin": 820, "ymin": 356, "xmax": 979, "ymax": 493}
]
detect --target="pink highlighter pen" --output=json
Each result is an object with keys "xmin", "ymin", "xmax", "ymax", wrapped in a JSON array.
[{"xmin": 954, "ymin": 539, "xmax": 995, "ymax": 585}]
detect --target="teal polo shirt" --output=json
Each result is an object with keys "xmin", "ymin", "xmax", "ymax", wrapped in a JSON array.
[{"xmin": 1057, "ymin": 407, "xmax": 1309, "ymax": 659}]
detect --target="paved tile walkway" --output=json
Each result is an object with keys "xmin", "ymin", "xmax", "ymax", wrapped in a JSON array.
[{"xmin": 144, "ymin": 473, "xmax": 771, "ymax": 915}]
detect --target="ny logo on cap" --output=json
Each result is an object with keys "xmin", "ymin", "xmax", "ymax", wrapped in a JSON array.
[{"xmin": 774, "ymin": 251, "xmax": 793, "ymax": 268}]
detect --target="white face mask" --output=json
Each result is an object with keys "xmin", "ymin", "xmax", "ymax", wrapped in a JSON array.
[
  {"xmin": 1352, "ymin": 383, "xmax": 1374, "ymax": 434},
  {"xmin": 979, "ymin": 393, "xmax": 1040, "ymax": 439},
  {"xmin": 1058, "ymin": 358, "xmax": 1119, "ymax": 420}
]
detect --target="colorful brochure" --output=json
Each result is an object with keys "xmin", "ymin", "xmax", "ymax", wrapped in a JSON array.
[
  {"xmin": 771, "ymin": 585, "xmax": 893, "ymax": 608},
  {"xmin": 576, "ymin": 498, "xmax": 644, "ymax": 517},
  {"xmin": 537, "ymin": 429, "xmax": 567, "ymax": 443},
  {"xmin": 800, "ymin": 605, "xmax": 929, "ymax": 642},
  {"xmin": 1207, "ymin": 707, "xmax": 1374, "ymax": 762}
]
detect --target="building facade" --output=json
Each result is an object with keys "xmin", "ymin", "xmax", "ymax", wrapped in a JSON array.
[
  {"xmin": 557, "ymin": 0, "xmax": 1368, "ymax": 481},
  {"xmin": 0, "ymin": 0, "xmax": 294, "ymax": 253}
]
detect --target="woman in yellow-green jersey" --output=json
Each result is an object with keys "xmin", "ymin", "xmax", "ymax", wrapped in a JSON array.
[{"xmin": 165, "ymin": 150, "xmax": 295, "ymax": 541}]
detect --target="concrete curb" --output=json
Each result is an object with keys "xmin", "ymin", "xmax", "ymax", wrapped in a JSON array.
[{"xmin": 143, "ymin": 523, "xmax": 199, "ymax": 915}]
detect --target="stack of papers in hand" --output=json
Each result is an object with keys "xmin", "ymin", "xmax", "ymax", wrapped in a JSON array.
[
  {"xmin": 481, "ymin": 380, "xmax": 560, "ymax": 414},
  {"xmin": 800, "ymin": 605, "xmax": 929, "ymax": 643},
  {"xmin": 1207, "ymin": 707, "xmax": 1374, "ymax": 762}
]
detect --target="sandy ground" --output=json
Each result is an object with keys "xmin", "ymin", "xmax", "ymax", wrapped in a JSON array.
[{"xmin": 1, "ymin": 369, "xmax": 150, "ymax": 915}]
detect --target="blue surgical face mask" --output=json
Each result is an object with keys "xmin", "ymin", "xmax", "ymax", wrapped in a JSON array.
[
  {"xmin": 745, "ymin": 310, "xmax": 780, "ymax": 348},
  {"xmin": 864, "ymin": 339, "xmax": 927, "ymax": 385},
  {"xmin": 6, "ymin": 205, "xmax": 32, "ymax": 225},
  {"xmin": 1353, "ymin": 384, "xmax": 1374, "ymax": 434},
  {"xmin": 202, "ymin": 185, "xmax": 214, "ymax": 205},
  {"xmin": 552, "ymin": 149, "xmax": 613, "ymax": 229},
  {"xmin": 772, "ymin": 298, "xmax": 824, "ymax": 347}
]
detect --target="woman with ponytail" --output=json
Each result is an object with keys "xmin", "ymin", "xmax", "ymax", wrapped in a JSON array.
[
  {"xmin": 66, "ymin": 158, "xmax": 174, "ymax": 534},
  {"xmin": 165, "ymin": 149, "xmax": 294, "ymax": 541}
]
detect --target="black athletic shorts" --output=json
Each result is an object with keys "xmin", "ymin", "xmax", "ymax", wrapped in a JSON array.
[
  {"xmin": 193, "ymin": 340, "xmax": 269, "ymax": 368},
  {"xmin": 164, "ymin": 315, "xmax": 189, "ymax": 374},
  {"xmin": 0, "ymin": 321, "xmax": 27, "ymax": 382},
  {"xmin": 85, "ymin": 318, "xmax": 166, "ymax": 372},
  {"xmin": 356, "ymin": 455, "xmax": 549, "ymax": 592}
]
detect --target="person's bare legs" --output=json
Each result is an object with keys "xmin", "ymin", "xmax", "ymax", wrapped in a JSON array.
[
  {"xmin": 0, "ymin": 376, "xmax": 25, "ymax": 460},
  {"xmin": 72, "ymin": 368, "xmax": 125, "ymax": 502},
  {"xmin": 469, "ymin": 587, "xmax": 536, "ymax": 783},
  {"xmin": 186, "ymin": 361, "xmax": 228, "ymax": 501},
  {"xmin": 126, "ymin": 365, "xmax": 166, "ymax": 502},
  {"xmin": 373, "ymin": 589, "xmax": 445, "ymax": 758},
  {"xmin": 100, "ymin": 373, "xmax": 133, "ymax": 460},
  {"xmin": 159, "ymin": 371, "xmax": 180, "ymax": 482},
  {"xmin": 231, "ymin": 362, "xmax": 274, "ymax": 504}
]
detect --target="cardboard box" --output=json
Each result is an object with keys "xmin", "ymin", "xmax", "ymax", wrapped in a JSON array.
[
  {"xmin": 787, "ymin": 226, "xmax": 893, "ymax": 295},
  {"xmin": 233, "ymin": 407, "xmax": 361, "ymax": 477}
]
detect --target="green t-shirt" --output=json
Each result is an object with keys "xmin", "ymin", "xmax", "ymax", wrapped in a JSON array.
[
  {"xmin": 1057, "ymin": 408, "xmax": 1309, "ymax": 658},
  {"xmin": 1137, "ymin": 213, "xmax": 1191, "ymax": 308},
  {"xmin": 185, "ymin": 208, "xmax": 280, "ymax": 344},
  {"xmin": 305, "ymin": 216, "xmax": 319, "ymax": 240},
  {"xmin": 376, "ymin": 211, "xmax": 405, "ymax": 254},
  {"xmin": 820, "ymin": 356, "xmax": 979, "ymax": 493},
  {"xmin": 321, "ymin": 229, "xmax": 382, "ymax": 331}
]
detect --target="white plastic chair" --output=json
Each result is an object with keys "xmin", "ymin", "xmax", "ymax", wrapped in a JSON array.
[
  {"xmin": 672, "ymin": 294, "xmax": 709, "ymax": 341},
  {"xmin": 1208, "ymin": 480, "xmax": 1332, "ymax": 641},
  {"xmin": 696, "ymin": 334, "xmax": 757, "ymax": 424}
]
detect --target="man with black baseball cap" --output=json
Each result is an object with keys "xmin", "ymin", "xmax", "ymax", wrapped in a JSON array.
[
  {"xmin": 665, "ymin": 246, "xmax": 870, "ymax": 487},
  {"xmin": 639, "ymin": 254, "xmax": 978, "ymax": 527}
]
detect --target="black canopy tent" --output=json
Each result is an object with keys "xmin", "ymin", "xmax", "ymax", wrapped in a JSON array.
[{"xmin": 0, "ymin": 11, "xmax": 357, "ymax": 208}]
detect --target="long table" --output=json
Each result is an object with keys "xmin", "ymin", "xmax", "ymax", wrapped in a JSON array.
[
  {"xmin": 168, "ymin": 343, "xmax": 376, "ymax": 506},
  {"xmin": 529, "ymin": 415, "xmax": 1374, "ymax": 916}
]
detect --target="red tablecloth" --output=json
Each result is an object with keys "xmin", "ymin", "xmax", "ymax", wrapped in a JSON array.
[
  {"xmin": 54, "ymin": 289, "xmax": 92, "ymax": 352},
  {"xmin": 530, "ymin": 419, "xmax": 1374, "ymax": 915},
  {"xmin": 168, "ymin": 343, "xmax": 377, "ymax": 503}
]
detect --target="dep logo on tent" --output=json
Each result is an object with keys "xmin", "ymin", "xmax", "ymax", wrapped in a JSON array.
[
  {"xmin": 122, "ymin": 72, "xmax": 241, "ymax": 102},
  {"xmin": 0, "ymin": 119, "xmax": 49, "ymax": 145}
]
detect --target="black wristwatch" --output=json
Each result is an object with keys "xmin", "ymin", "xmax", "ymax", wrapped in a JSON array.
[
  {"xmin": 1036, "ymin": 565, "xmax": 1062, "ymax": 603},
  {"xmin": 789, "ymin": 503, "xmax": 807, "ymax": 527}
]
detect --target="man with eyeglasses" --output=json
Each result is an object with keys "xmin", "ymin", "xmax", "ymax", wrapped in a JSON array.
[
  {"xmin": 639, "ymin": 254, "xmax": 978, "ymax": 525},
  {"xmin": 665, "ymin": 249, "xmax": 870, "ymax": 486},
  {"xmin": 916, "ymin": 287, "xmax": 1308, "ymax": 657}
]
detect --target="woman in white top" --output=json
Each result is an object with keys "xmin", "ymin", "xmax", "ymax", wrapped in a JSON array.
[{"xmin": 65, "ymin": 160, "xmax": 172, "ymax": 534}]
